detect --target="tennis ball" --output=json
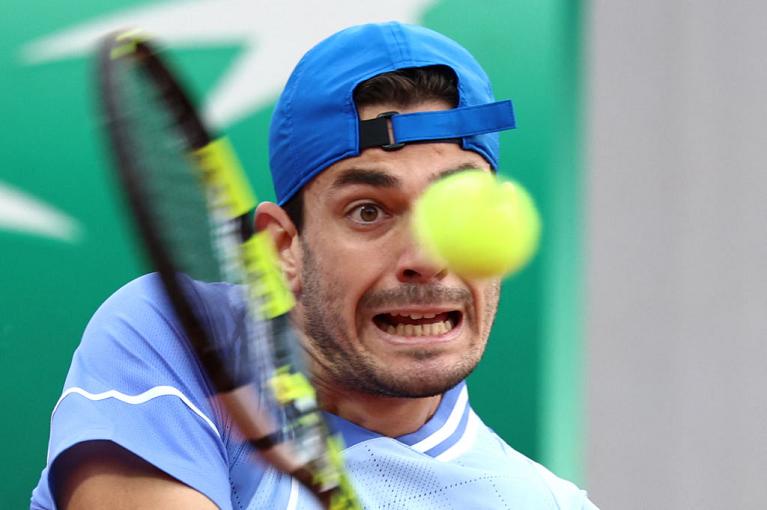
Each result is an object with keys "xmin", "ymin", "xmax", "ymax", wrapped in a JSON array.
[{"xmin": 412, "ymin": 170, "xmax": 541, "ymax": 278}]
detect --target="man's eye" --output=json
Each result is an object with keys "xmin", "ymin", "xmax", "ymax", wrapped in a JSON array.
[{"xmin": 349, "ymin": 203, "xmax": 385, "ymax": 224}]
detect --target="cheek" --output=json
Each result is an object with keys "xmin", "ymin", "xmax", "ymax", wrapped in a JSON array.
[
  {"xmin": 483, "ymin": 282, "xmax": 501, "ymax": 329},
  {"xmin": 472, "ymin": 279, "xmax": 501, "ymax": 330},
  {"xmin": 303, "ymin": 235, "xmax": 389, "ymax": 314},
  {"xmin": 300, "ymin": 204, "xmax": 406, "ymax": 317},
  {"xmin": 482, "ymin": 279, "xmax": 501, "ymax": 305}
]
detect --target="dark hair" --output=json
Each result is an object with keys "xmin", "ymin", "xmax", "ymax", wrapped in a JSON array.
[
  {"xmin": 353, "ymin": 65, "xmax": 458, "ymax": 110},
  {"xmin": 283, "ymin": 65, "xmax": 459, "ymax": 232}
]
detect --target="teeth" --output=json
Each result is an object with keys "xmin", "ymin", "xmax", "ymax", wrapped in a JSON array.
[
  {"xmin": 388, "ymin": 320, "xmax": 454, "ymax": 337},
  {"xmin": 390, "ymin": 312, "xmax": 440, "ymax": 320}
]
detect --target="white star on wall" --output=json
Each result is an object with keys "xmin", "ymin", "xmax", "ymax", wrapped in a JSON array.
[{"xmin": 21, "ymin": 0, "xmax": 436, "ymax": 127}]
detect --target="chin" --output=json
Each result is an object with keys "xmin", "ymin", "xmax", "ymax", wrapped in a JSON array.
[
  {"xmin": 345, "ymin": 350, "xmax": 479, "ymax": 399},
  {"xmin": 383, "ymin": 378, "xmax": 464, "ymax": 399}
]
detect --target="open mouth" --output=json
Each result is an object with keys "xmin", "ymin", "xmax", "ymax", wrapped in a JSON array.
[{"xmin": 373, "ymin": 311, "xmax": 462, "ymax": 337}]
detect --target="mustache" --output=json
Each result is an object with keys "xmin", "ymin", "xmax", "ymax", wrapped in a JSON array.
[{"xmin": 359, "ymin": 284, "xmax": 473, "ymax": 310}]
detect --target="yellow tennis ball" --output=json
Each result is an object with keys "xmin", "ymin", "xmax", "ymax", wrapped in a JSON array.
[{"xmin": 412, "ymin": 170, "xmax": 542, "ymax": 278}]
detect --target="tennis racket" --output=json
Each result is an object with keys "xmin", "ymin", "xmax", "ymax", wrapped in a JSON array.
[{"xmin": 97, "ymin": 29, "xmax": 359, "ymax": 509}]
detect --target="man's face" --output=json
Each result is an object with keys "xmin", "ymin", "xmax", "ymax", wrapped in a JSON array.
[{"xmin": 293, "ymin": 100, "xmax": 501, "ymax": 399}]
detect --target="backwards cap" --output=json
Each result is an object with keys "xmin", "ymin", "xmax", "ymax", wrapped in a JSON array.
[{"xmin": 269, "ymin": 22, "xmax": 516, "ymax": 205}]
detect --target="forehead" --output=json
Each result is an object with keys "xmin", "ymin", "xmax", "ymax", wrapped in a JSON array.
[
  {"xmin": 304, "ymin": 101, "xmax": 492, "ymax": 200},
  {"xmin": 315, "ymin": 144, "xmax": 489, "ymax": 196}
]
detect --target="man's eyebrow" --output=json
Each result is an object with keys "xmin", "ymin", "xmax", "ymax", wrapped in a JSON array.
[
  {"xmin": 331, "ymin": 168, "xmax": 401, "ymax": 189},
  {"xmin": 330, "ymin": 163, "xmax": 485, "ymax": 190},
  {"xmin": 430, "ymin": 162, "xmax": 486, "ymax": 183}
]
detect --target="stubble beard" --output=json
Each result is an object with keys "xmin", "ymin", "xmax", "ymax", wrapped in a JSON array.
[{"xmin": 298, "ymin": 240, "xmax": 501, "ymax": 399}]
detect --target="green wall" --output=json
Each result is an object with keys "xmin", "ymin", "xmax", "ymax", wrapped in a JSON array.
[
  {"xmin": 0, "ymin": 1, "xmax": 582, "ymax": 507},
  {"xmin": 424, "ymin": 0, "xmax": 585, "ymax": 482}
]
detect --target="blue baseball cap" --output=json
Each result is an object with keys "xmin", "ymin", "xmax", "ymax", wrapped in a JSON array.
[{"xmin": 269, "ymin": 21, "xmax": 516, "ymax": 205}]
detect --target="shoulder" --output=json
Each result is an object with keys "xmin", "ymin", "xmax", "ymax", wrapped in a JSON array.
[
  {"xmin": 31, "ymin": 274, "xmax": 247, "ymax": 510},
  {"xmin": 484, "ymin": 429, "xmax": 599, "ymax": 510},
  {"xmin": 74, "ymin": 274, "xmax": 243, "ymax": 386},
  {"xmin": 330, "ymin": 384, "xmax": 598, "ymax": 509},
  {"xmin": 62, "ymin": 273, "xmax": 248, "ymax": 432},
  {"xmin": 83, "ymin": 273, "xmax": 241, "ymax": 343},
  {"xmin": 527, "ymin": 460, "xmax": 600, "ymax": 510}
]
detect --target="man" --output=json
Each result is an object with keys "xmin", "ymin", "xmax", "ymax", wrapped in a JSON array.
[{"xmin": 32, "ymin": 22, "xmax": 598, "ymax": 509}]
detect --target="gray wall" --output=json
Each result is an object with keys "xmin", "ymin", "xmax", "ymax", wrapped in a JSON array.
[{"xmin": 585, "ymin": 1, "xmax": 767, "ymax": 508}]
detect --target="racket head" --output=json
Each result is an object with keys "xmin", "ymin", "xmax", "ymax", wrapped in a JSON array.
[
  {"xmin": 97, "ymin": 30, "xmax": 360, "ymax": 508},
  {"xmin": 98, "ymin": 30, "xmax": 253, "ymax": 390}
]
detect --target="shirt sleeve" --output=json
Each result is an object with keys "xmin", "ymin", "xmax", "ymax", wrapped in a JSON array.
[{"xmin": 38, "ymin": 274, "xmax": 235, "ymax": 509}]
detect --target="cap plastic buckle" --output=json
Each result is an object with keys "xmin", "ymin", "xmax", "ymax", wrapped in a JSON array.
[{"xmin": 376, "ymin": 111, "xmax": 406, "ymax": 151}]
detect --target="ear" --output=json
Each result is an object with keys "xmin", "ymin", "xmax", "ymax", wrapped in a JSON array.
[{"xmin": 254, "ymin": 201, "xmax": 302, "ymax": 295}]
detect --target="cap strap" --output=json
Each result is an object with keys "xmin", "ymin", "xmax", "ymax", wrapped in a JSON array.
[{"xmin": 358, "ymin": 100, "xmax": 515, "ymax": 151}]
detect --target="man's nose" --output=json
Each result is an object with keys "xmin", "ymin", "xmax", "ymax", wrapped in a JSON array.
[{"xmin": 395, "ymin": 230, "xmax": 448, "ymax": 284}]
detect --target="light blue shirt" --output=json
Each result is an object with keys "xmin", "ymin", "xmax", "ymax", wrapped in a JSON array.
[{"xmin": 31, "ymin": 274, "xmax": 597, "ymax": 509}]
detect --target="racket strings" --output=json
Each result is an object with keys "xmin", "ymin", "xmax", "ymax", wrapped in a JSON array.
[{"xmin": 115, "ymin": 58, "xmax": 222, "ymax": 284}]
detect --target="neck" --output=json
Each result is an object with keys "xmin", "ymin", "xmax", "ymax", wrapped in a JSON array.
[{"xmin": 315, "ymin": 381, "xmax": 442, "ymax": 437}]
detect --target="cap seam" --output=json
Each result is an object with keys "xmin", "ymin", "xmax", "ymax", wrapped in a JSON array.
[
  {"xmin": 279, "ymin": 53, "xmax": 313, "ymax": 199},
  {"xmin": 386, "ymin": 21, "xmax": 409, "ymax": 67}
]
